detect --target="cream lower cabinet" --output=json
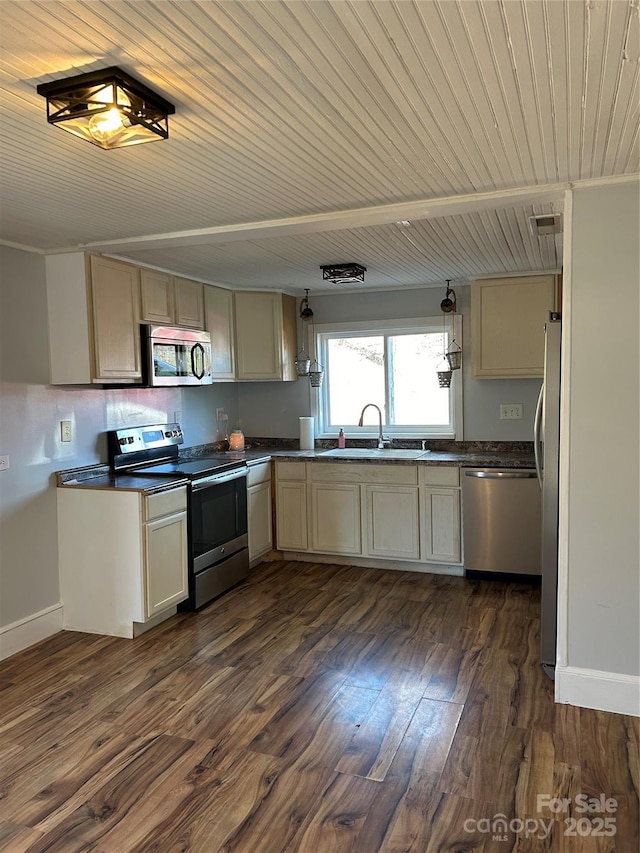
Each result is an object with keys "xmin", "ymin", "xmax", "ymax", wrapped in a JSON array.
[
  {"xmin": 275, "ymin": 461, "xmax": 308, "ymax": 551},
  {"xmin": 420, "ymin": 467, "xmax": 462, "ymax": 564},
  {"xmin": 247, "ymin": 462, "xmax": 273, "ymax": 563},
  {"xmin": 275, "ymin": 460, "xmax": 461, "ymax": 568},
  {"xmin": 365, "ymin": 484, "xmax": 420, "ymax": 560},
  {"xmin": 58, "ymin": 485, "xmax": 188, "ymax": 638},
  {"xmin": 143, "ymin": 489, "xmax": 189, "ymax": 617},
  {"xmin": 311, "ymin": 482, "xmax": 361, "ymax": 555}
]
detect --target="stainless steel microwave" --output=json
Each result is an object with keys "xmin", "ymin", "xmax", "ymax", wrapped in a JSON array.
[{"xmin": 142, "ymin": 324, "xmax": 213, "ymax": 386}]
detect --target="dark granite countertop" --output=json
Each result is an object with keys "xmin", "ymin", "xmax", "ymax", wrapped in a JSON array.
[
  {"xmin": 57, "ymin": 464, "xmax": 189, "ymax": 494},
  {"xmin": 56, "ymin": 440, "xmax": 535, "ymax": 491},
  {"xmin": 231, "ymin": 447, "xmax": 535, "ymax": 469}
]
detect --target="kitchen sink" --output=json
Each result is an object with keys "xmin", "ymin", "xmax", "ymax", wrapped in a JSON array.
[{"xmin": 321, "ymin": 448, "xmax": 427, "ymax": 459}]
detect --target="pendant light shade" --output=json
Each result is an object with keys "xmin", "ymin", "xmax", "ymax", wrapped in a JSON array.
[{"xmin": 36, "ymin": 66, "xmax": 175, "ymax": 150}]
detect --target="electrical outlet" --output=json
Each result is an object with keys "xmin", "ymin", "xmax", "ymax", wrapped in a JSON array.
[
  {"xmin": 173, "ymin": 410, "xmax": 182, "ymax": 424},
  {"xmin": 500, "ymin": 403, "xmax": 523, "ymax": 420},
  {"xmin": 0, "ymin": 455, "xmax": 9, "ymax": 471},
  {"xmin": 60, "ymin": 420, "xmax": 72, "ymax": 442},
  {"xmin": 216, "ymin": 408, "xmax": 226, "ymax": 422}
]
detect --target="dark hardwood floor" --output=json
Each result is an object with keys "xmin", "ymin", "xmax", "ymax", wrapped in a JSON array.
[{"xmin": 0, "ymin": 560, "xmax": 637, "ymax": 852}]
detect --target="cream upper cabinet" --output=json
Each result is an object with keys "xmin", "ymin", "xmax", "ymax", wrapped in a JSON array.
[
  {"xmin": 234, "ymin": 291, "xmax": 297, "ymax": 381},
  {"xmin": 47, "ymin": 252, "xmax": 141, "ymax": 384},
  {"xmin": 174, "ymin": 277, "xmax": 205, "ymax": 329},
  {"xmin": 140, "ymin": 270, "xmax": 205, "ymax": 329},
  {"xmin": 471, "ymin": 274, "xmax": 555, "ymax": 377},
  {"xmin": 139, "ymin": 269, "xmax": 175, "ymax": 325},
  {"xmin": 90, "ymin": 256, "xmax": 142, "ymax": 382},
  {"xmin": 204, "ymin": 285, "xmax": 236, "ymax": 380}
]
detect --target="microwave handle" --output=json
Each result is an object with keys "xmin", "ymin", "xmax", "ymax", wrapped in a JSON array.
[{"xmin": 191, "ymin": 343, "xmax": 205, "ymax": 380}]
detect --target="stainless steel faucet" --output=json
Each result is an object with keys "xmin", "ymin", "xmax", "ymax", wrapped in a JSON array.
[{"xmin": 358, "ymin": 403, "xmax": 389, "ymax": 449}]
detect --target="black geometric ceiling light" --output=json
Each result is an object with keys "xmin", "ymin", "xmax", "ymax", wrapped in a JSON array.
[
  {"xmin": 36, "ymin": 66, "xmax": 175, "ymax": 150},
  {"xmin": 320, "ymin": 263, "xmax": 366, "ymax": 284}
]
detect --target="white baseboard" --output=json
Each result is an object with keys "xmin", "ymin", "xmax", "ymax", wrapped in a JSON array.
[
  {"xmin": 279, "ymin": 551, "xmax": 464, "ymax": 576},
  {"xmin": 0, "ymin": 602, "xmax": 64, "ymax": 661},
  {"xmin": 555, "ymin": 664, "xmax": 640, "ymax": 717}
]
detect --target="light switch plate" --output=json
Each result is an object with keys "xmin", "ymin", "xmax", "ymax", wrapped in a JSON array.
[{"xmin": 500, "ymin": 403, "xmax": 523, "ymax": 420}]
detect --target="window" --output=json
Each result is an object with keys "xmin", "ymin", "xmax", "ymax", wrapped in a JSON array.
[{"xmin": 312, "ymin": 316, "xmax": 462, "ymax": 439}]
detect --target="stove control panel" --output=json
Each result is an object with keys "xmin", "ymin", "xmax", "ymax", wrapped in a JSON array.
[{"xmin": 112, "ymin": 423, "xmax": 184, "ymax": 454}]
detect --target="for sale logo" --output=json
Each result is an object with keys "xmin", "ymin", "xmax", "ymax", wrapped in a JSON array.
[{"xmin": 464, "ymin": 794, "xmax": 618, "ymax": 842}]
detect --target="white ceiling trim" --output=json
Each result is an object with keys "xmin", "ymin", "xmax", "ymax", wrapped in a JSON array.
[{"xmin": 65, "ymin": 181, "xmax": 568, "ymax": 254}]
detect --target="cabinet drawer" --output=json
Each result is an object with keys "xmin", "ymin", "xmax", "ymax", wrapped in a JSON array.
[
  {"xmin": 421, "ymin": 466, "xmax": 460, "ymax": 487},
  {"xmin": 247, "ymin": 461, "xmax": 271, "ymax": 487},
  {"xmin": 276, "ymin": 461, "xmax": 307, "ymax": 481},
  {"xmin": 144, "ymin": 487, "xmax": 188, "ymax": 521},
  {"xmin": 312, "ymin": 462, "xmax": 417, "ymax": 486}
]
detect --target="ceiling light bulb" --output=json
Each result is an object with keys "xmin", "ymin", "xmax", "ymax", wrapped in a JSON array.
[{"xmin": 89, "ymin": 107, "xmax": 123, "ymax": 135}]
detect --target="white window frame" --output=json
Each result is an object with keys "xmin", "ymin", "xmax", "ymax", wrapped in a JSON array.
[{"xmin": 310, "ymin": 316, "xmax": 463, "ymax": 440}]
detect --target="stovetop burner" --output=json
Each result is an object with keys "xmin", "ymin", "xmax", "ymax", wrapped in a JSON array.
[{"xmin": 134, "ymin": 455, "xmax": 244, "ymax": 479}]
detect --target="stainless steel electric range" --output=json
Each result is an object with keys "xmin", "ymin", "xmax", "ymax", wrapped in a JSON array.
[{"xmin": 108, "ymin": 423, "xmax": 249, "ymax": 610}]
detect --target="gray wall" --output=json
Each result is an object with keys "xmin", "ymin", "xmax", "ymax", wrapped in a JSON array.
[
  {"xmin": 565, "ymin": 182, "xmax": 639, "ymax": 676},
  {"xmin": 238, "ymin": 284, "xmax": 542, "ymax": 440},
  {"xmin": 0, "ymin": 246, "xmax": 238, "ymax": 629}
]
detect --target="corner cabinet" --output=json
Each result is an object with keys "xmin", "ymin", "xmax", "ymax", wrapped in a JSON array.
[
  {"xmin": 471, "ymin": 274, "xmax": 556, "ymax": 378},
  {"xmin": 58, "ymin": 485, "xmax": 188, "ymax": 638},
  {"xmin": 234, "ymin": 291, "xmax": 297, "ymax": 381},
  {"xmin": 204, "ymin": 285, "xmax": 236, "ymax": 380},
  {"xmin": 247, "ymin": 461, "xmax": 273, "ymax": 564},
  {"xmin": 47, "ymin": 253, "xmax": 143, "ymax": 384}
]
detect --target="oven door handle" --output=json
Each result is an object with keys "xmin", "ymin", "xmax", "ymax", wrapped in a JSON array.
[{"xmin": 191, "ymin": 469, "xmax": 247, "ymax": 490}]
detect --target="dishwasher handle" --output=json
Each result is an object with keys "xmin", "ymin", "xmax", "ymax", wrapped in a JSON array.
[{"xmin": 464, "ymin": 470, "xmax": 538, "ymax": 479}]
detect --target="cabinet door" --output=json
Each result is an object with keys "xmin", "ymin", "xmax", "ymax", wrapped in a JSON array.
[
  {"xmin": 472, "ymin": 275, "xmax": 555, "ymax": 377},
  {"xmin": 90, "ymin": 256, "xmax": 142, "ymax": 382},
  {"xmin": 365, "ymin": 485, "xmax": 419, "ymax": 560},
  {"xmin": 422, "ymin": 487, "xmax": 461, "ymax": 564},
  {"xmin": 174, "ymin": 277, "xmax": 205, "ymax": 329},
  {"xmin": 140, "ymin": 269, "xmax": 175, "ymax": 324},
  {"xmin": 248, "ymin": 481, "xmax": 273, "ymax": 560},
  {"xmin": 234, "ymin": 291, "xmax": 283, "ymax": 380},
  {"xmin": 276, "ymin": 481, "xmax": 308, "ymax": 551},
  {"xmin": 204, "ymin": 285, "xmax": 236, "ymax": 379},
  {"xmin": 144, "ymin": 510, "xmax": 188, "ymax": 617},
  {"xmin": 310, "ymin": 483, "xmax": 361, "ymax": 555}
]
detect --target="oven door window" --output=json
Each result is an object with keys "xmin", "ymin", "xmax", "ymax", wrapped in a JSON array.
[{"xmin": 191, "ymin": 477, "xmax": 248, "ymax": 558}]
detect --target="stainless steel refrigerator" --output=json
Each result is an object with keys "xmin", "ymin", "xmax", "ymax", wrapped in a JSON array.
[{"xmin": 534, "ymin": 312, "xmax": 562, "ymax": 679}]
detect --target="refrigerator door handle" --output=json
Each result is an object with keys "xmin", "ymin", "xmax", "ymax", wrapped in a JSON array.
[{"xmin": 534, "ymin": 382, "xmax": 544, "ymax": 487}]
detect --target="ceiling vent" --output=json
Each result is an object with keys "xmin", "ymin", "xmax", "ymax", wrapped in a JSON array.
[{"xmin": 529, "ymin": 213, "xmax": 563, "ymax": 236}]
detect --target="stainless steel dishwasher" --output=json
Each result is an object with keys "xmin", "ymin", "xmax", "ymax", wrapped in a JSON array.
[{"xmin": 462, "ymin": 468, "xmax": 541, "ymax": 577}]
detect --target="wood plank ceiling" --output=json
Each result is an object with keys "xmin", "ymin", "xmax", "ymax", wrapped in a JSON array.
[{"xmin": 0, "ymin": 0, "xmax": 638, "ymax": 291}]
